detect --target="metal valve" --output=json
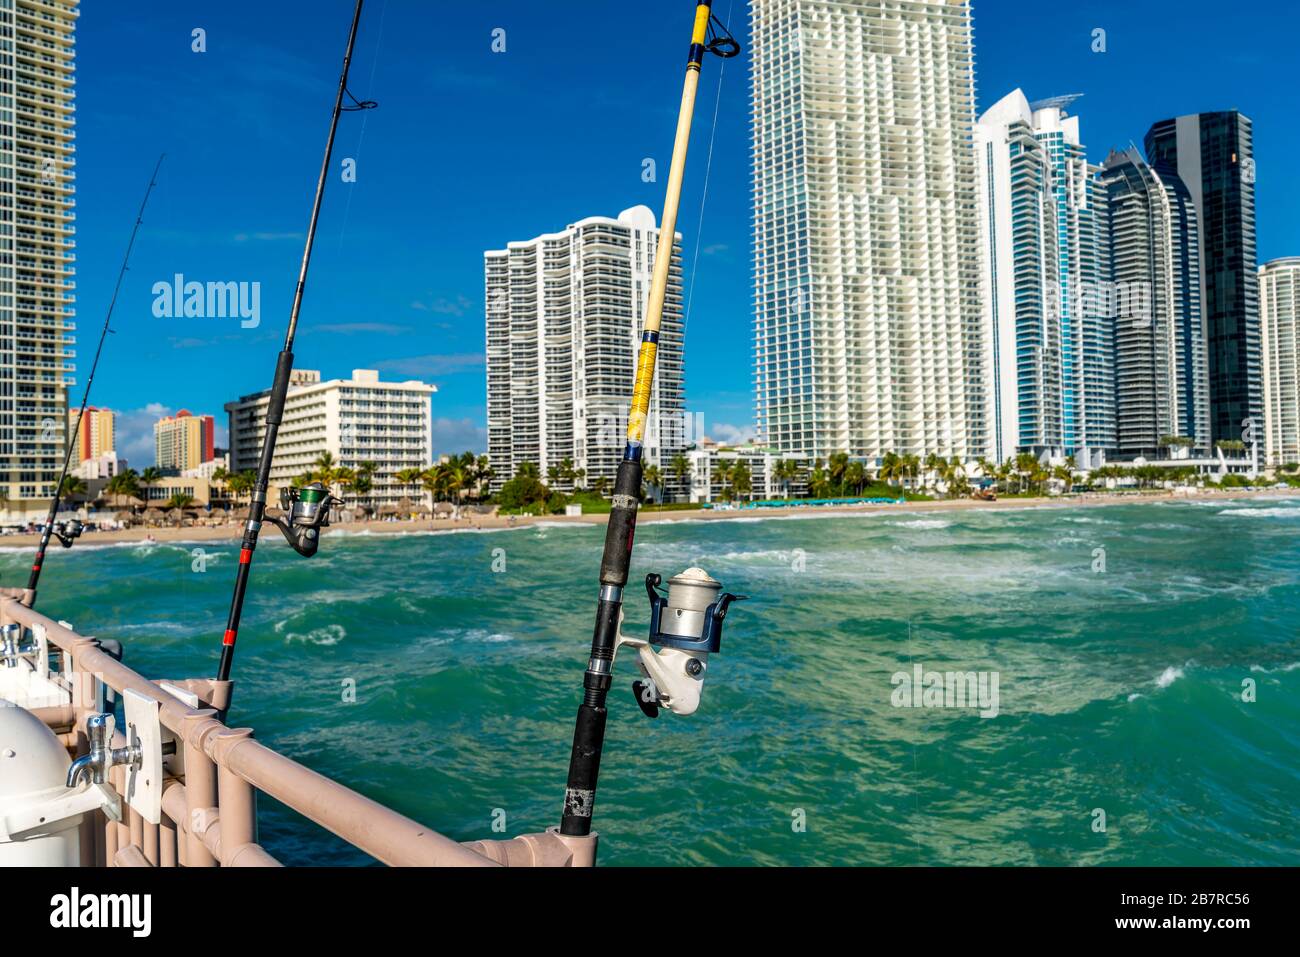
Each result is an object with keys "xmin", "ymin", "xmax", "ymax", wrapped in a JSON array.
[
  {"xmin": 0, "ymin": 622, "xmax": 21, "ymax": 669},
  {"xmin": 66, "ymin": 713, "xmax": 141, "ymax": 789},
  {"xmin": 617, "ymin": 567, "xmax": 746, "ymax": 718}
]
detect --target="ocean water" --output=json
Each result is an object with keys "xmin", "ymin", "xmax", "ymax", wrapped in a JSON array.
[{"xmin": 4, "ymin": 499, "xmax": 1298, "ymax": 866}]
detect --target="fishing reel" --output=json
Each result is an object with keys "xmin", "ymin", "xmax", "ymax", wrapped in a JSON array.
[
  {"xmin": 52, "ymin": 518, "xmax": 84, "ymax": 548},
  {"xmin": 267, "ymin": 482, "xmax": 340, "ymax": 558},
  {"xmin": 616, "ymin": 567, "xmax": 746, "ymax": 718}
]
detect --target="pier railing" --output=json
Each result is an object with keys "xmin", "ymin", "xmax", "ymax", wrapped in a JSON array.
[{"xmin": 0, "ymin": 598, "xmax": 595, "ymax": 867}]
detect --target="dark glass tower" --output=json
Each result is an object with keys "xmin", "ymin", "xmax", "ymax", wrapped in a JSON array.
[{"xmin": 1145, "ymin": 111, "xmax": 1260, "ymax": 446}]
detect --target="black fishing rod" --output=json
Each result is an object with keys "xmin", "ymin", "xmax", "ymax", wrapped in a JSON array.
[
  {"xmin": 25, "ymin": 154, "xmax": 165, "ymax": 604},
  {"xmin": 558, "ymin": 1, "xmax": 742, "ymax": 841},
  {"xmin": 215, "ymin": 0, "xmax": 375, "ymax": 690}
]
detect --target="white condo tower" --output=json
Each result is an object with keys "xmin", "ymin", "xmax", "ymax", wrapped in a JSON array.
[
  {"xmin": 485, "ymin": 207, "xmax": 687, "ymax": 493},
  {"xmin": 751, "ymin": 0, "xmax": 983, "ymax": 462}
]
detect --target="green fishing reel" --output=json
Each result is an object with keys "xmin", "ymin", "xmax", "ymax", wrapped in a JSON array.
[{"xmin": 269, "ymin": 482, "xmax": 340, "ymax": 557}]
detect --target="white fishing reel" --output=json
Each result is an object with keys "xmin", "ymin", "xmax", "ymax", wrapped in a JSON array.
[{"xmin": 615, "ymin": 567, "xmax": 745, "ymax": 718}]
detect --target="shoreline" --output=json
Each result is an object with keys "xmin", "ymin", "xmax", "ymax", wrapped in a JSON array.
[{"xmin": 0, "ymin": 487, "xmax": 1290, "ymax": 550}]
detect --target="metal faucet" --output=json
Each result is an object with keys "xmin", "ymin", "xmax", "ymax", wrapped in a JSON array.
[
  {"xmin": 0, "ymin": 623, "xmax": 20, "ymax": 669},
  {"xmin": 67, "ymin": 713, "xmax": 141, "ymax": 788}
]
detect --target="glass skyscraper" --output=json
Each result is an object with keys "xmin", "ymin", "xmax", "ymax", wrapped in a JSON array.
[{"xmin": 1144, "ymin": 111, "xmax": 1260, "ymax": 447}]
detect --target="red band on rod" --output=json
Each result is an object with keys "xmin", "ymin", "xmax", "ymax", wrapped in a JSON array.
[
  {"xmin": 223, "ymin": 629, "xmax": 237, "ymax": 646},
  {"xmin": 239, "ymin": 548, "xmax": 252, "ymax": 564}
]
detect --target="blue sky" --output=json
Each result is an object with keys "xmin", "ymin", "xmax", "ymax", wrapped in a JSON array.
[{"xmin": 75, "ymin": 1, "xmax": 1300, "ymax": 467}]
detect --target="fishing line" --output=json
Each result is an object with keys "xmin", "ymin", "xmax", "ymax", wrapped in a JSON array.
[
  {"xmin": 335, "ymin": 0, "xmax": 386, "ymax": 254},
  {"xmin": 647, "ymin": 0, "xmax": 733, "ymax": 532},
  {"xmin": 25, "ymin": 155, "xmax": 165, "ymax": 601},
  {"xmin": 682, "ymin": 0, "xmax": 733, "ymax": 342}
]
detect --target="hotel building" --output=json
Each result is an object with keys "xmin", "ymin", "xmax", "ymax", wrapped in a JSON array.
[
  {"xmin": 0, "ymin": 0, "xmax": 78, "ymax": 518},
  {"xmin": 485, "ymin": 205, "xmax": 686, "ymax": 493},
  {"xmin": 1260, "ymin": 258, "xmax": 1300, "ymax": 467},
  {"xmin": 154, "ymin": 410, "xmax": 215, "ymax": 473},
  {"xmin": 68, "ymin": 404, "xmax": 112, "ymax": 466},
  {"xmin": 1145, "ymin": 111, "xmax": 1260, "ymax": 446},
  {"xmin": 225, "ymin": 369, "xmax": 435, "ymax": 509},
  {"xmin": 1100, "ymin": 148, "xmax": 1210, "ymax": 458},
  {"xmin": 751, "ymin": 0, "xmax": 983, "ymax": 462}
]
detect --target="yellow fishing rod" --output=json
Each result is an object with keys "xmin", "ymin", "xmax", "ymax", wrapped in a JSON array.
[{"xmin": 559, "ymin": 0, "xmax": 740, "ymax": 840}]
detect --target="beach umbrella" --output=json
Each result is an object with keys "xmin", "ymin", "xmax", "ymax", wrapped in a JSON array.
[
  {"xmin": 114, "ymin": 510, "xmax": 136, "ymax": 524},
  {"xmin": 142, "ymin": 507, "xmax": 164, "ymax": 524},
  {"xmin": 379, "ymin": 503, "xmax": 399, "ymax": 516},
  {"xmin": 397, "ymin": 496, "xmax": 414, "ymax": 513},
  {"xmin": 432, "ymin": 502, "xmax": 452, "ymax": 516}
]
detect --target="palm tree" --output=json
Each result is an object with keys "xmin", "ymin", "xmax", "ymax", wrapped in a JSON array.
[
  {"xmin": 139, "ymin": 466, "xmax": 163, "ymax": 504},
  {"xmin": 474, "ymin": 455, "xmax": 493, "ymax": 499},
  {"xmin": 828, "ymin": 452, "xmax": 849, "ymax": 495},
  {"xmin": 731, "ymin": 462, "xmax": 753, "ymax": 501},
  {"xmin": 228, "ymin": 471, "xmax": 255, "ymax": 503},
  {"xmin": 711, "ymin": 461, "xmax": 735, "ymax": 502},
  {"xmin": 446, "ymin": 460, "xmax": 469, "ymax": 503},
  {"xmin": 772, "ymin": 459, "xmax": 798, "ymax": 499},
  {"xmin": 924, "ymin": 452, "xmax": 943, "ymax": 491},
  {"xmin": 309, "ymin": 452, "xmax": 343, "ymax": 494},
  {"xmin": 59, "ymin": 475, "xmax": 87, "ymax": 501},
  {"xmin": 902, "ymin": 454, "xmax": 921, "ymax": 491},
  {"xmin": 878, "ymin": 452, "xmax": 903, "ymax": 488},
  {"xmin": 643, "ymin": 464, "xmax": 663, "ymax": 504},
  {"xmin": 808, "ymin": 465, "xmax": 832, "ymax": 498},
  {"xmin": 394, "ymin": 467, "xmax": 425, "ymax": 502},
  {"xmin": 669, "ymin": 453, "xmax": 692, "ymax": 503},
  {"xmin": 105, "ymin": 469, "xmax": 143, "ymax": 511},
  {"xmin": 164, "ymin": 492, "xmax": 195, "ymax": 510},
  {"xmin": 844, "ymin": 461, "xmax": 865, "ymax": 496},
  {"xmin": 422, "ymin": 465, "xmax": 449, "ymax": 504}
]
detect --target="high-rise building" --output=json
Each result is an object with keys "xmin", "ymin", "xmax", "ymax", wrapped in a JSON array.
[
  {"xmin": 1100, "ymin": 148, "xmax": 1211, "ymax": 457},
  {"xmin": 975, "ymin": 91, "xmax": 1114, "ymax": 465},
  {"xmin": 1145, "ymin": 111, "xmax": 1259, "ymax": 447},
  {"xmin": 154, "ymin": 410, "xmax": 215, "ymax": 473},
  {"xmin": 0, "ymin": 0, "xmax": 78, "ymax": 518},
  {"xmin": 485, "ymin": 206, "xmax": 686, "ymax": 493},
  {"xmin": 1259, "ymin": 258, "xmax": 1300, "ymax": 468},
  {"xmin": 225, "ymin": 369, "xmax": 435, "ymax": 509},
  {"xmin": 68, "ymin": 405, "xmax": 113, "ymax": 466},
  {"xmin": 751, "ymin": 0, "xmax": 983, "ymax": 462},
  {"xmin": 976, "ymin": 90, "xmax": 1063, "ymax": 463}
]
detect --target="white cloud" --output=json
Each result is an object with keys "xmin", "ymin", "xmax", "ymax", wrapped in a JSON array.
[
  {"xmin": 374, "ymin": 353, "xmax": 485, "ymax": 378},
  {"xmin": 430, "ymin": 417, "xmax": 487, "ymax": 458},
  {"xmin": 710, "ymin": 422, "xmax": 756, "ymax": 446},
  {"xmin": 113, "ymin": 402, "xmax": 171, "ymax": 470},
  {"xmin": 411, "ymin": 294, "xmax": 474, "ymax": 317}
]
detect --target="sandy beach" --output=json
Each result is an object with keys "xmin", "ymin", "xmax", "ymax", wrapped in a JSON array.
[{"xmin": 2, "ymin": 486, "xmax": 1289, "ymax": 549}]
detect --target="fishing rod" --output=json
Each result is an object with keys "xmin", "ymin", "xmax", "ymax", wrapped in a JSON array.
[
  {"xmin": 25, "ymin": 154, "xmax": 165, "ymax": 605},
  {"xmin": 558, "ymin": 1, "xmax": 744, "ymax": 843},
  {"xmin": 214, "ymin": 0, "xmax": 375, "ymax": 693}
]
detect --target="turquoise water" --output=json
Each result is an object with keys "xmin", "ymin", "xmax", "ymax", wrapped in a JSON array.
[{"xmin": 5, "ymin": 498, "xmax": 1299, "ymax": 866}]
